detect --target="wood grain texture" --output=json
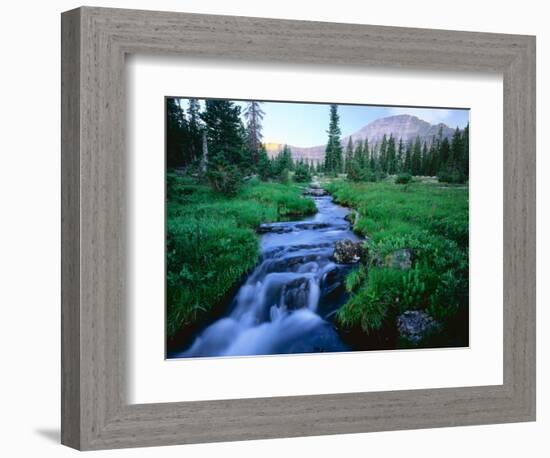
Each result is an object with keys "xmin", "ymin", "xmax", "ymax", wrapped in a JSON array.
[
  {"xmin": 61, "ymin": 6, "xmax": 536, "ymax": 450},
  {"xmin": 60, "ymin": 7, "xmax": 81, "ymax": 449}
]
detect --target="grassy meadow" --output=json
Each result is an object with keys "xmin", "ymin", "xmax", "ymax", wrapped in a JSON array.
[{"xmin": 325, "ymin": 178, "xmax": 469, "ymax": 347}]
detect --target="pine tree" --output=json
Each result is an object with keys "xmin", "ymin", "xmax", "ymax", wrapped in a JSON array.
[
  {"xmin": 344, "ymin": 137, "xmax": 354, "ymax": 174},
  {"xmin": 439, "ymin": 137, "xmax": 450, "ymax": 168},
  {"xmin": 427, "ymin": 137, "xmax": 437, "ymax": 176},
  {"xmin": 411, "ymin": 136, "xmax": 422, "ymax": 175},
  {"xmin": 370, "ymin": 143, "xmax": 377, "ymax": 171},
  {"xmin": 201, "ymin": 99, "xmax": 246, "ymax": 166},
  {"xmin": 324, "ymin": 105, "xmax": 343, "ymax": 175},
  {"xmin": 462, "ymin": 123, "xmax": 469, "ymax": 178},
  {"xmin": 404, "ymin": 141, "xmax": 412, "ymax": 174},
  {"xmin": 396, "ymin": 138, "xmax": 404, "ymax": 173},
  {"xmin": 449, "ymin": 127, "xmax": 463, "ymax": 172},
  {"xmin": 273, "ymin": 144, "xmax": 294, "ymax": 177},
  {"xmin": 421, "ymin": 141, "xmax": 428, "ymax": 176},
  {"xmin": 187, "ymin": 99, "xmax": 203, "ymax": 163},
  {"xmin": 361, "ymin": 139, "xmax": 369, "ymax": 169},
  {"xmin": 243, "ymin": 101, "xmax": 265, "ymax": 166},
  {"xmin": 379, "ymin": 134, "xmax": 388, "ymax": 173},
  {"xmin": 166, "ymin": 98, "xmax": 188, "ymax": 167},
  {"xmin": 353, "ymin": 139, "xmax": 362, "ymax": 165},
  {"xmin": 387, "ymin": 135, "xmax": 396, "ymax": 174},
  {"xmin": 257, "ymin": 144, "xmax": 271, "ymax": 181}
]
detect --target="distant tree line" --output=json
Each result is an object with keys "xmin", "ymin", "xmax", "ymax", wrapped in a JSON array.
[
  {"xmin": 323, "ymin": 104, "xmax": 469, "ymax": 184},
  {"xmin": 166, "ymin": 99, "xmax": 469, "ymax": 193},
  {"xmin": 344, "ymin": 127, "xmax": 469, "ymax": 184}
]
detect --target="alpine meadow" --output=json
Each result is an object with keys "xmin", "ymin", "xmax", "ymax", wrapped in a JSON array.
[{"xmin": 165, "ymin": 98, "xmax": 469, "ymax": 358}]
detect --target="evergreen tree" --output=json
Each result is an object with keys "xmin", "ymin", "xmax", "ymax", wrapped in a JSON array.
[
  {"xmin": 386, "ymin": 135, "xmax": 396, "ymax": 174},
  {"xmin": 370, "ymin": 143, "xmax": 377, "ymax": 171},
  {"xmin": 257, "ymin": 144, "xmax": 271, "ymax": 181},
  {"xmin": 411, "ymin": 136, "xmax": 422, "ymax": 175},
  {"xmin": 427, "ymin": 137, "xmax": 437, "ymax": 176},
  {"xmin": 462, "ymin": 123, "xmax": 469, "ymax": 178},
  {"xmin": 308, "ymin": 158, "xmax": 315, "ymax": 174},
  {"xmin": 186, "ymin": 99, "xmax": 203, "ymax": 164},
  {"xmin": 283, "ymin": 145, "xmax": 294, "ymax": 171},
  {"xmin": 361, "ymin": 139, "xmax": 369, "ymax": 169},
  {"xmin": 166, "ymin": 98, "xmax": 188, "ymax": 167},
  {"xmin": 396, "ymin": 138, "xmax": 404, "ymax": 173},
  {"xmin": 404, "ymin": 141, "xmax": 412, "ymax": 174},
  {"xmin": 439, "ymin": 137, "xmax": 450, "ymax": 169},
  {"xmin": 421, "ymin": 141, "xmax": 428, "ymax": 176},
  {"xmin": 344, "ymin": 137, "xmax": 354, "ymax": 174},
  {"xmin": 243, "ymin": 101, "xmax": 265, "ymax": 166},
  {"xmin": 201, "ymin": 99, "xmax": 246, "ymax": 166},
  {"xmin": 324, "ymin": 105, "xmax": 343, "ymax": 175},
  {"xmin": 379, "ymin": 134, "xmax": 388, "ymax": 173},
  {"xmin": 294, "ymin": 160, "xmax": 311, "ymax": 183},
  {"xmin": 272, "ymin": 145, "xmax": 294, "ymax": 178},
  {"xmin": 449, "ymin": 127, "xmax": 463, "ymax": 172}
]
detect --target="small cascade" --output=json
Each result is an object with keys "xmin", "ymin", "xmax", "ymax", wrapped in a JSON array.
[{"xmin": 176, "ymin": 195, "xmax": 361, "ymax": 358}]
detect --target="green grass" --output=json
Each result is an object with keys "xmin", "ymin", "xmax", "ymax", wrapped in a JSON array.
[
  {"xmin": 166, "ymin": 172, "xmax": 316, "ymax": 338},
  {"xmin": 325, "ymin": 179, "xmax": 468, "ymax": 340}
]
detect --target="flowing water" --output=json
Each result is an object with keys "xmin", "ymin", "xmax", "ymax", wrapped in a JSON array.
[{"xmin": 172, "ymin": 194, "xmax": 361, "ymax": 358}]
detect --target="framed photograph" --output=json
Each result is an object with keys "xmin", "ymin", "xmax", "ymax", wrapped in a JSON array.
[{"xmin": 61, "ymin": 6, "xmax": 536, "ymax": 450}]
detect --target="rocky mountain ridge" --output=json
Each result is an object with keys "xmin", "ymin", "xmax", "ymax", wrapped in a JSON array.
[{"xmin": 266, "ymin": 114, "xmax": 459, "ymax": 162}]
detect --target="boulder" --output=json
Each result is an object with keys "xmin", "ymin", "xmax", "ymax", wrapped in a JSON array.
[
  {"xmin": 384, "ymin": 248, "xmax": 412, "ymax": 270},
  {"xmin": 397, "ymin": 310, "xmax": 439, "ymax": 344},
  {"xmin": 332, "ymin": 239, "xmax": 367, "ymax": 264}
]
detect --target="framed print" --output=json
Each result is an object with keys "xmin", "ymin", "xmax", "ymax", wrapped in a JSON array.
[{"xmin": 61, "ymin": 6, "xmax": 536, "ymax": 450}]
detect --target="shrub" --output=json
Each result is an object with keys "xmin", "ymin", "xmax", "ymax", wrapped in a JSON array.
[
  {"xmin": 395, "ymin": 172, "xmax": 412, "ymax": 184},
  {"xmin": 438, "ymin": 168, "xmax": 466, "ymax": 184},
  {"xmin": 347, "ymin": 161, "xmax": 380, "ymax": 183},
  {"xmin": 277, "ymin": 168, "xmax": 290, "ymax": 184},
  {"xmin": 206, "ymin": 161, "xmax": 242, "ymax": 195}
]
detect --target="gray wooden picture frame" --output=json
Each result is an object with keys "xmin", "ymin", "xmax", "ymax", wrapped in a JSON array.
[{"xmin": 61, "ymin": 6, "xmax": 536, "ymax": 451}]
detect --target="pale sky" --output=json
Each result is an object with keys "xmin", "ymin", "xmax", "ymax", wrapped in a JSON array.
[{"xmin": 176, "ymin": 98, "xmax": 470, "ymax": 148}]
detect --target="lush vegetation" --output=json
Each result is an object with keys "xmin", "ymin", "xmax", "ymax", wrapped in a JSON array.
[
  {"xmin": 166, "ymin": 97, "xmax": 469, "ymax": 349},
  {"xmin": 326, "ymin": 179, "xmax": 468, "ymax": 345},
  {"xmin": 166, "ymin": 174, "xmax": 316, "ymax": 338},
  {"xmin": 343, "ymin": 126, "xmax": 469, "ymax": 184}
]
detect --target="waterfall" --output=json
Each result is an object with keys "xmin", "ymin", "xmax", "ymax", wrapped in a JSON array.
[{"xmin": 174, "ymin": 195, "xmax": 361, "ymax": 358}]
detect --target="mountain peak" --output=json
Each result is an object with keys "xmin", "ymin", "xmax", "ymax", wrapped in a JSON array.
[
  {"xmin": 265, "ymin": 115, "xmax": 458, "ymax": 161},
  {"xmin": 350, "ymin": 114, "xmax": 452, "ymax": 145}
]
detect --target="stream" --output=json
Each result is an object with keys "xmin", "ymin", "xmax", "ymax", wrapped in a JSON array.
[{"xmin": 171, "ymin": 193, "xmax": 361, "ymax": 358}]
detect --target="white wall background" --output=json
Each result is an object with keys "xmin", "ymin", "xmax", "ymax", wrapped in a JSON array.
[{"xmin": 0, "ymin": 1, "xmax": 546, "ymax": 456}]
